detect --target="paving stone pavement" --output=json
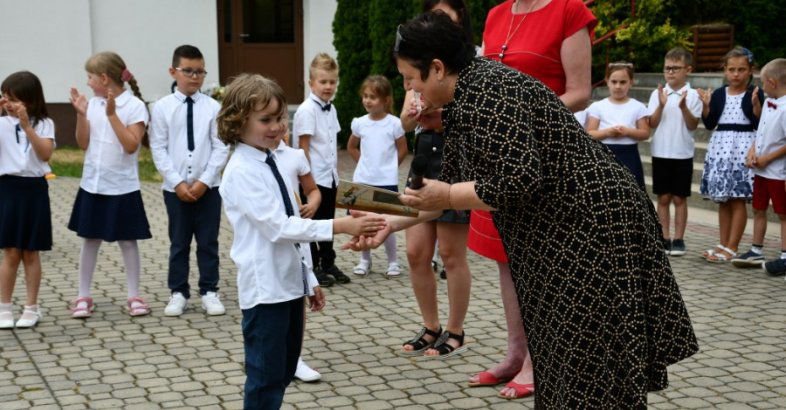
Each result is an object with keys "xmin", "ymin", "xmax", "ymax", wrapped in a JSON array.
[{"xmin": 1, "ymin": 151, "xmax": 786, "ymax": 409}]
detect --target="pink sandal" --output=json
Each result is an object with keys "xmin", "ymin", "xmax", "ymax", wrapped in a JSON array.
[
  {"xmin": 71, "ymin": 297, "xmax": 94, "ymax": 319},
  {"xmin": 127, "ymin": 297, "xmax": 150, "ymax": 317}
]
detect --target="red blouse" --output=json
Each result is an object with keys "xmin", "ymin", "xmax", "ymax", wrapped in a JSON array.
[
  {"xmin": 469, "ymin": 0, "xmax": 596, "ymax": 263},
  {"xmin": 482, "ymin": 0, "xmax": 597, "ymax": 95}
]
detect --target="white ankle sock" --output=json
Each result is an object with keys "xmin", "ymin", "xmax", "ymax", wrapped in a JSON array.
[
  {"xmin": 78, "ymin": 239, "xmax": 102, "ymax": 297},
  {"xmin": 118, "ymin": 240, "xmax": 140, "ymax": 298}
]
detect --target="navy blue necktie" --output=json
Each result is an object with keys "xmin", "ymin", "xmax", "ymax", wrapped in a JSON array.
[
  {"xmin": 264, "ymin": 149, "xmax": 308, "ymax": 294},
  {"xmin": 185, "ymin": 96, "xmax": 194, "ymax": 151}
]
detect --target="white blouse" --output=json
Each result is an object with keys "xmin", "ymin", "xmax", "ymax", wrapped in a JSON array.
[{"xmin": 0, "ymin": 116, "xmax": 54, "ymax": 177}]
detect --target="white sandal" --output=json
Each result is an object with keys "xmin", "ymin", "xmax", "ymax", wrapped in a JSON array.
[
  {"xmin": 707, "ymin": 245, "xmax": 737, "ymax": 263},
  {"xmin": 703, "ymin": 244, "xmax": 723, "ymax": 260}
]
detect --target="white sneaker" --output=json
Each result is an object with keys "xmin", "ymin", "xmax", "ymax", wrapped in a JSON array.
[
  {"xmin": 164, "ymin": 292, "xmax": 188, "ymax": 316},
  {"xmin": 353, "ymin": 259, "xmax": 371, "ymax": 276},
  {"xmin": 15, "ymin": 305, "xmax": 41, "ymax": 328},
  {"xmin": 294, "ymin": 358, "xmax": 321, "ymax": 382},
  {"xmin": 0, "ymin": 304, "xmax": 14, "ymax": 329},
  {"xmin": 201, "ymin": 292, "xmax": 226, "ymax": 316},
  {"xmin": 386, "ymin": 262, "xmax": 401, "ymax": 276}
]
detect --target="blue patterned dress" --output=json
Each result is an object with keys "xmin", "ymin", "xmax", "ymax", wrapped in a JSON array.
[{"xmin": 700, "ymin": 91, "xmax": 755, "ymax": 202}]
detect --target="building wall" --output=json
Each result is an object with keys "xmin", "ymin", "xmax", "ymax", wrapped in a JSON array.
[
  {"xmin": 0, "ymin": 0, "xmax": 219, "ymax": 104},
  {"xmin": 303, "ymin": 0, "xmax": 338, "ymax": 99}
]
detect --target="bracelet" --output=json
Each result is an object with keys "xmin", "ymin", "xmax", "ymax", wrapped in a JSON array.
[{"xmin": 447, "ymin": 184, "xmax": 453, "ymax": 210}]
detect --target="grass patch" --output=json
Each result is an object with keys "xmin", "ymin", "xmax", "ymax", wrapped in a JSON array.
[{"xmin": 50, "ymin": 146, "xmax": 163, "ymax": 183}]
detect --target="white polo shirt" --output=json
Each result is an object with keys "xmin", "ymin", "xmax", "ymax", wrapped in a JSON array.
[
  {"xmin": 149, "ymin": 90, "xmax": 228, "ymax": 192},
  {"xmin": 351, "ymin": 113, "xmax": 405, "ymax": 185},
  {"xmin": 80, "ymin": 89, "xmax": 149, "ymax": 195},
  {"xmin": 0, "ymin": 116, "xmax": 54, "ymax": 177},
  {"xmin": 292, "ymin": 92, "xmax": 340, "ymax": 187},
  {"xmin": 753, "ymin": 95, "xmax": 786, "ymax": 180},
  {"xmin": 219, "ymin": 143, "xmax": 332, "ymax": 309},
  {"xmin": 647, "ymin": 83, "xmax": 703, "ymax": 159},
  {"xmin": 586, "ymin": 98, "xmax": 649, "ymax": 145}
]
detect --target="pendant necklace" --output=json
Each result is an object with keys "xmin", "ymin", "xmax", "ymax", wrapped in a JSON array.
[{"xmin": 499, "ymin": 0, "xmax": 539, "ymax": 61}]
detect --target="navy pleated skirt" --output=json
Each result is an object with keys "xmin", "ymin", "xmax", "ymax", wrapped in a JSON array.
[
  {"xmin": 68, "ymin": 188, "xmax": 152, "ymax": 242},
  {"xmin": 0, "ymin": 175, "xmax": 52, "ymax": 251},
  {"xmin": 607, "ymin": 144, "xmax": 645, "ymax": 189}
]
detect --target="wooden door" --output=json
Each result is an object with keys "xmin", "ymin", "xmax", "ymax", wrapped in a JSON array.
[{"xmin": 218, "ymin": 0, "xmax": 304, "ymax": 103}]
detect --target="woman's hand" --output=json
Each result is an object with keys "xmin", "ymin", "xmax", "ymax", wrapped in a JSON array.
[
  {"xmin": 400, "ymin": 179, "xmax": 451, "ymax": 211},
  {"xmin": 416, "ymin": 108, "xmax": 443, "ymax": 130},
  {"xmin": 70, "ymin": 88, "xmax": 88, "ymax": 116}
]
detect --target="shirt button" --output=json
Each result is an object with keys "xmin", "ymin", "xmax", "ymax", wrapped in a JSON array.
[{"xmin": 432, "ymin": 147, "xmax": 437, "ymax": 152}]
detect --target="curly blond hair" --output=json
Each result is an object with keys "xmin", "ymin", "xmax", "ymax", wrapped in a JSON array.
[{"xmin": 217, "ymin": 74, "xmax": 287, "ymax": 145}]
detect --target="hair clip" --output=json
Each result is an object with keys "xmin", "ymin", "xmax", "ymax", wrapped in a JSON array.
[
  {"xmin": 121, "ymin": 68, "xmax": 134, "ymax": 82},
  {"xmin": 740, "ymin": 47, "xmax": 754, "ymax": 64},
  {"xmin": 394, "ymin": 25, "xmax": 405, "ymax": 53}
]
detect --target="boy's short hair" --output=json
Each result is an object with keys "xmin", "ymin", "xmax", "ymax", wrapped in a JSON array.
[
  {"xmin": 665, "ymin": 47, "xmax": 693, "ymax": 66},
  {"xmin": 172, "ymin": 45, "xmax": 204, "ymax": 68},
  {"xmin": 217, "ymin": 74, "xmax": 287, "ymax": 145},
  {"xmin": 309, "ymin": 53, "xmax": 338, "ymax": 79},
  {"xmin": 762, "ymin": 58, "xmax": 786, "ymax": 85}
]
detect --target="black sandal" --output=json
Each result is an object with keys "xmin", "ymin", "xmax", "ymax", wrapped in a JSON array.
[
  {"xmin": 427, "ymin": 330, "xmax": 467, "ymax": 359},
  {"xmin": 401, "ymin": 326, "xmax": 442, "ymax": 355}
]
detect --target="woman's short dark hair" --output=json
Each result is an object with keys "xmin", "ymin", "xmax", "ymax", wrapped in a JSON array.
[
  {"xmin": 394, "ymin": 11, "xmax": 475, "ymax": 80},
  {"xmin": 422, "ymin": 0, "xmax": 473, "ymax": 44}
]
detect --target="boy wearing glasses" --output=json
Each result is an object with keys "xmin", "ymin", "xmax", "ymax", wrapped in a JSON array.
[
  {"xmin": 150, "ymin": 44, "xmax": 229, "ymax": 316},
  {"xmin": 647, "ymin": 47, "xmax": 703, "ymax": 256}
]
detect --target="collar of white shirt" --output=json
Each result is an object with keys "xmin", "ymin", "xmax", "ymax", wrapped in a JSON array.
[
  {"xmin": 173, "ymin": 89, "xmax": 202, "ymax": 103},
  {"xmin": 309, "ymin": 92, "xmax": 332, "ymax": 109},
  {"xmin": 236, "ymin": 142, "xmax": 273, "ymax": 163},
  {"xmin": 665, "ymin": 83, "xmax": 690, "ymax": 96}
]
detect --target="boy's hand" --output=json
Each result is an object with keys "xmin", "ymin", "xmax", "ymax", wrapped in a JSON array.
[
  {"xmin": 299, "ymin": 202, "xmax": 318, "ymax": 219},
  {"xmin": 678, "ymin": 91, "xmax": 688, "ymax": 110},
  {"xmin": 70, "ymin": 88, "xmax": 88, "ymax": 116},
  {"xmin": 188, "ymin": 181, "xmax": 209, "ymax": 200},
  {"xmin": 308, "ymin": 287, "xmax": 325, "ymax": 312},
  {"xmin": 175, "ymin": 182, "xmax": 197, "ymax": 202},
  {"xmin": 344, "ymin": 214, "xmax": 387, "ymax": 237},
  {"xmin": 657, "ymin": 84, "xmax": 668, "ymax": 107},
  {"xmin": 105, "ymin": 90, "xmax": 116, "ymax": 116}
]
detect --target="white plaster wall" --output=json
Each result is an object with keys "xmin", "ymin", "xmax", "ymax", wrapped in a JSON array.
[
  {"xmin": 303, "ymin": 0, "xmax": 338, "ymax": 99},
  {"xmin": 0, "ymin": 0, "xmax": 219, "ymax": 103}
]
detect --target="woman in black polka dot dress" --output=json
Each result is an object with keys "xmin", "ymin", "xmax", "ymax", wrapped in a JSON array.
[{"xmin": 353, "ymin": 12, "xmax": 699, "ymax": 408}]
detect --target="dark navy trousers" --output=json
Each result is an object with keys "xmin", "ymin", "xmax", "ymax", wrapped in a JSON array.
[
  {"xmin": 242, "ymin": 298, "xmax": 304, "ymax": 410},
  {"xmin": 163, "ymin": 187, "xmax": 221, "ymax": 299}
]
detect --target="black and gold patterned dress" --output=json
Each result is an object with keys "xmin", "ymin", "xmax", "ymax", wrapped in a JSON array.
[{"xmin": 440, "ymin": 57, "xmax": 698, "ymax": 409}]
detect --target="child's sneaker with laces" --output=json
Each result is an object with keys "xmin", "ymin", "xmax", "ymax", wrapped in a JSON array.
[
  {"xmin": 353, "ymin": 259, "xmax": 371, "ymax": 275},
  {"xmin": 164, "ymin": 292, "xmax": 188, "ymax": 316},
  {"xmin": 670, "ymin": 239, "xmax": 686, "ymax": 256},
  {"xmin": 763, "ymin": 258, "xmax": 786, "ymax": 276},
  {"xmin": 731, "ymin": 250, "xmax": 765, "ymax": 268},
  {"xmin": 201, "ymin": 292, "xmax": 226, "ymax": 315}
]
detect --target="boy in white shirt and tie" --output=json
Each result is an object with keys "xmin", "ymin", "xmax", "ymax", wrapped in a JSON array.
[
  {"xmin": 216, "ymin": 74, "xmax": 384, "ymax": 409},
  {"xmin": 293, "ymin": 53, "xmax": 352, "ymax": 286},
  {"xmin": 150, "ymin": 45, "xmax": 229, "ymax": 316}
]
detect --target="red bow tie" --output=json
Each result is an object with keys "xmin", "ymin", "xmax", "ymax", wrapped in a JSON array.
[{"xmin": 768, "ymin": 101, "xmax": 778, "ymax": 109}]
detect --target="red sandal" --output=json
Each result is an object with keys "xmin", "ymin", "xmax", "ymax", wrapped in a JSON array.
[
  {"xmin": 498, "ymin": 381, "xmax": 535, "ymax": 399},
  {"xmin": 468, "ymin": 371, "xmax": 511, "ymax": 387}
]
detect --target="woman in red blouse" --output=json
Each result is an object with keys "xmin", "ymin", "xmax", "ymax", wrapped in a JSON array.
[{"xmin": 467, "ymin": 0, "xmax": 596, "ymax": 400}]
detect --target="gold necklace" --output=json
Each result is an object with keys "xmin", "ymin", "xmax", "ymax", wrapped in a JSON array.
[{"xmin": 499, "ymin": 0, "xmax": 540, "ymax": 61}]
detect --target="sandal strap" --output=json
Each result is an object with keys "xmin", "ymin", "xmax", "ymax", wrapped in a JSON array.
[
  {"xmin": 404, "ymin": 326, "xmax": 442, "ymax": 350},
  {"xmin": 718, "ymin": 245, "xmax": 737, "ymax": 256},
  {"xmin": 431, "ymin": 330, "xmax": 465, "ymax": 355},
  {"xmin": 128, "ymin": 297, "xmax": 149, "ymax": 309},
  {"xmin": 71, "ymin": 296, "xmax": 93, "ymax": 310}
]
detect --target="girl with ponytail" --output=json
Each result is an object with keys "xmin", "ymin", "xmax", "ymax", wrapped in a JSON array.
[{"xmin": 67, "ymin": 51, "xmax": 153, "ymax": 319}]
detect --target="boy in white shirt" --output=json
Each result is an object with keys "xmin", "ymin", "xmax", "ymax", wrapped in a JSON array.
[
  {"xmin": 647, "ymin": 47, "xmax": 703, "ymax": 256},
  {"xmin": 293, "ymin": 53, "xmax": 351, "ymax": 286},
  {"xmin": 216, "ymin": 74, "xmax": 385, "ymax": 408},
  {"xmin": 150, "ymin": 45, "xmax": 229, "ymax": 316},
  {"xmin": 736, "ymin": 59, "xmax": 786, "ymax": 276}
]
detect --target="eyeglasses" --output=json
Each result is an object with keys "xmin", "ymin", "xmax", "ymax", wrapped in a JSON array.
[
  {"xmin": 663, "ymin": 66, "xmax": 685, "ymax": 73},
  {"xmin": 175, "ymin": 68, "xmax": 208, "ymax": 78}
]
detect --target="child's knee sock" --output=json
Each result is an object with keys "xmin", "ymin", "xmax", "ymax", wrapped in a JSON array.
[
  {"xmin": 78, "ymin": 239, "xmax": 102, "ymax": 297},
  {"xmin": 384, "ymin": 234, "xmax": 397, "ymax": 264},
  {"xmin": 118, "ymin": 240, "xmax": 140, "ymax": 298}
]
